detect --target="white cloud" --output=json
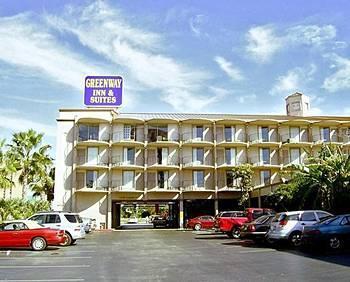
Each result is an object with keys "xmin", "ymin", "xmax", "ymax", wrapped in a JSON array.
[
  {"xmin": 44, "ymin": 2, "xmax": 221, "ymax": 112},
  {"xmin": 0, "ymin": 94, "xmax": 60, "ymax": 104},
  {"xmin": 0, "ymin": 112, "xmax": 56, "ymax": 137},
  {"xmin": 308, "ymin": 107, "xmax": 323, "ymax": 116},
  {"xmin": 214, "ymin": 56, "xmax": 244, "ymax": 81},
  {"xmin": 246, "ymin": 24, "xmax": 338, "ymax": 63},
  {"xmin": 237, "ymin": 94, "xmax": 257, "ymax": 104},
  {"xmin": 323, "ymin": 54, "xmax": 350, "ymax": 92},
  {"xmin": 189, "ymin": 14, "xmax": 208, "ymax": 37},
  {"xmin": 269, "ymin": 65, "xmax": 316, "ymax": 96},
  {"xmin": 246, "ymin": 26, "xmax": 282, "ymax": 63}
]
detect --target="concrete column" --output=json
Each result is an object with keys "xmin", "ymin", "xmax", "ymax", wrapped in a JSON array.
[
  {"xmin": 106, "ymin": 192, "xmax": 112, "ymax": 229},
  {"xmin": 71, "ymin": 118, "xmax": 77, "ymax": 212},
  {"xmin": 214, "ymin": 198, "xmax": 219, "ymax": 215},
  {"xmin": 179, "ymin": 198, "xmax": 184, "ymax": 228}
]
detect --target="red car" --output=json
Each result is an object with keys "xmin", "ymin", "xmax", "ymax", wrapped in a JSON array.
[
  {"xmin": 186, "ymin": 215, "xmax": 215, "ymax": 231},
  {"xmin": 0, "ymin": 220, "xmax": 66, "ymax": 251}
]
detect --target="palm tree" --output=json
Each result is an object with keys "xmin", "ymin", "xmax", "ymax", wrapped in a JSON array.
[
  {"xmin": 8, "ymin": 129, "xmax": 53, "ymax": 199},
  {"xmin": 0, "ymin": 139, "xmax": 18, "ymax": 192},
  {"xmin": 231, "ymin": 164, "xmax": 254, "ymax": 208}
]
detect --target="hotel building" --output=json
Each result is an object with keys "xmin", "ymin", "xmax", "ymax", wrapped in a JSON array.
[{"xmin": 53, "ymin": 93, "xmax": 350, "ymax": 228}]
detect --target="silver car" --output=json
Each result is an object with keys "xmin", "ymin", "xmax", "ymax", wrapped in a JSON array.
[{"xmin": 266, "ymin": 210, "xmax": 333, "ymax": 247}]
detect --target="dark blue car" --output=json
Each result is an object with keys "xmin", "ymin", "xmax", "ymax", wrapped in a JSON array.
[{"xmin": 302, "ymin": 214, "xmax": 350, "ymax": 250}]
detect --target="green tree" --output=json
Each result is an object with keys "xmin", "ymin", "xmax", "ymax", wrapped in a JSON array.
[
  {"xmin": 0, "ymin": 139, "xmax": 18, "ymax": 191},
  {"xmin": 8, "ymin": 129, "xmax": 53, "ymax": 199},
  {"xmin": 231, "ymin": 164, "xmax": 254, "ymax": 208}
]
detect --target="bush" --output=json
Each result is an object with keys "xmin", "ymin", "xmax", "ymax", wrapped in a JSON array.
[{"xmin": 0, "ymin": 198, "xmax": 51, "ymax": 222}]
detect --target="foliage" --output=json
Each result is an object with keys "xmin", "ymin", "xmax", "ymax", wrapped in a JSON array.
[
  {"xmin": 266, "ymin": 145, "xmax": 350, "ymax": 213},
  {"xmin": 231, "ymin": 164, "xmax": 254, "ymax": 208},
  {"xmin": 7, "ymin": 129, "xmax": 53, "ymax": 200},
  {"xmin": 0, "ymin": 198, "xmax": 51, "ymax": 222},
  {"xmin": 0, "ymin": 139, "xmax": 18, "ymax": 190}
]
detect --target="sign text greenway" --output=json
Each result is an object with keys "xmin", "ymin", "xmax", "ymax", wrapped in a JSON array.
[{"xmin": 84, "ymin": 76, "xmax": 123, "ymax": 106}]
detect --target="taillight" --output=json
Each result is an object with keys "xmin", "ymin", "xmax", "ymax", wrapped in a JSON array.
[
  {"xmin": 248, "ymin": 225, "xmax": 256, "ymax": 232},
  {"xmin": 279, "ymin": 219, "xmax": 288, "ymax": 226}
]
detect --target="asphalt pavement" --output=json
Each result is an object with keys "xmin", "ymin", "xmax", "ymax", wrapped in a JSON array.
[{"xmin": 0, "ymin": 229, "xmax": 350, "ymax": 282}]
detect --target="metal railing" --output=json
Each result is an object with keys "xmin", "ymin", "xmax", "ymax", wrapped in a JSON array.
[
  {"xmin": 112, "ymin": 131, "xmax": 144, "ymax": 143},
  {"xmin": 110, "ymin": 180, "xmax": 143, "ymax": 191},
  {"xmin": 279, "ymin": 133, "xmax": 309, "ymax": 143},
  {"xmin": 77, "ymin": 156, "xmax": 109, "ymax": 166},
  {"xmin": 312, "ymin": 134, "xmax": 342, "ymax": 143},
  {"xmin": 111, "ymin": 155, "xmax": 144, "ymax": 167},
  {"xmin": 182, "ymin": 156, "xmax": 213, "ymax": 167},
  {"xmin": 77, "ymin": 181, "xmax": 108, "ymax": 190},
  {"xmin": 181, "ymin": 131, "xmax": 213, "ymax": 143},
  {"xmin": 147, "ymin": 155, "xmax": 179, "ymax": 166},
  {"xmin": 248, "ymin": 133, "xmax": 278, "ymax": 143},
  {"xmin": 148, "ymin": 180, "xmax": 180, "ymax": 190},
  {"xmin": 77, "ymin": 132, "xmax": 110, "ymax": 142},
  {"xmin": 182, "ymin": 180, "xmax": 206, "ymax": 190}
]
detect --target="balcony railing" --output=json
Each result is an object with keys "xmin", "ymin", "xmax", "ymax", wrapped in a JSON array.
[
  {"xmin": 148, "ymin": 180, "xmax": 180, "ymax": 190},
  {"xmin": 111, "ymin": 155, "xmax": 143, "ymax": 167},
  {"xmin": 77, "ymin": 133, "xmax": 110, "ymax": 143},
  {"xmin": 112, "ymin": 131, "xmax": 144, "ymax": 143},
  {"xmin": 181, "ymin": 131, "xmax": 213, "ymax": 143},
  {"xmin": 77, "ymin": 181, "xmax": 108, "ymax": 191},
  {"xmin": 312, "ymin": 134, "xmax": 343, "ymax": 143},
  {"xmin": 280, "ymin": 134, "xmax": 309, "ymax": 144},
  {"xmin": 147, "ymin": 155, "xmax": 179, "ymax": 166},
  {"xmin": 111, "ymin": 180, "xmax": 142, "ymax": 191},
  {"xmin": 248, "ymin": 133, "xmax": 278, "ymax": 143},
  {"xmin": 182, "ymin": 156, "xmax": 213, "ymax": 167},
  {"xmin": 77, "ymin": 156, "xmax": 109, "ymax": 166},
  {"xmin": 182, "ymin": 180, "xmax": 206, "ymax": 191}
]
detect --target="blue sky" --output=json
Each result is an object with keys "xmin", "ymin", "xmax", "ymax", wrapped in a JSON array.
[{"xmin": 0, "ymin": 0, "xmax": 350, "ymax": 156}]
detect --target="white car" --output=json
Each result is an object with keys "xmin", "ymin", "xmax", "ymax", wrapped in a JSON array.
[
  {"xmin": 266, "ymin": 210, "xmax": 333, "ymax": 247},
  {"xmin": 28, "ymin": 212, "xmax": 86, "ymax": 246}
]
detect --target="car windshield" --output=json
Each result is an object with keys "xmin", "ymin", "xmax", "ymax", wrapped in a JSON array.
[{"xmin": 320, "ymin": 216, "xmax": 341, "ymax": 225}]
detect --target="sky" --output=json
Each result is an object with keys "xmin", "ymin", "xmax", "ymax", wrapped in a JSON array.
[{"xmin": 0, "ymin": 0, "xmax": 350, "ymax": 157}]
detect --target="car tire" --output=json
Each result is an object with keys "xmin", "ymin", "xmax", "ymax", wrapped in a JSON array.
[
  {"xmin": 31, "ymin": 237, "xmax": 47, "ymax": 251},
  {"xmin": 289, "ymin": 231, "xmax": 302, "ymax": 247},
  {"xmin": 194, "ymin": 223, "xmax": 202, "ymax": 231},
  {"xmin": 329, "ymin": 236, "xmax": 342, "ymax": 250},
  {"xmin": 231, "ymin": 228, "xmax": 241, "ymax": 239},
  {"xmin": 60, "ymin": 232, "xmax": 72, "ymax": 247},
  {"xmin": 71, "ymin": 239, "xmax": 77, "ymax": 245}
]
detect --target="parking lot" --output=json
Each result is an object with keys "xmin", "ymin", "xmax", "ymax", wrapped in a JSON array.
[{"xmin": 1, "ymin": 229, "xmax": 350, "ymax": 282}]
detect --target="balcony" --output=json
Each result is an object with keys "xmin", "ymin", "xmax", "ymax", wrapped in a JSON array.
[
  {"xmin": 343, "ymin": 135, "xmax": 350, "ymax": 146},
  {"xmin": 110, "ymin": 180, "xmax": 144, "ymax": 192},
  {"xmin": 280, "ymin": 134, "xmax": 311, "ymax": 147},
  {"xmin": 77, "ymin": 133, "xmax": 110, "ymax": 146},
  {"xmin": 147, "ymin": 156, "xmax": 179, "ymax": 169},
  {"xmin": 76, "ymin": 181, "xmax": 108, "ymax": 192},
  {"xmin": 181, "ymin": 132, "xmax": 213, "ymax": 146},
  {"xmin": 147, "ymin": 180, "xmax": 180, "ymax": 191},
  {"xmin": 76, "ymin": 156, "xmax": 109, "ymax": 170},
  {"xmin": 217, "ymin": 160, "xmax": 241, "ymax": 169},
  {"xmin": 182, "ymin": 156, "xmax": 214, "ymax": 169},
  {"xmin": 112, "ymin": 131, "xmax": 144, "ymax": 146},
  {"xmin": 182, "ymin": 180, "xmax": 215, "ymax": 192},
  {"xmin": 248, "ymin": 133, "xmax": 280, "ymax": 147},
  {"xmin": 312, "ymin": 133, "xmax": 343, "ymax": 146},
  {"xmin": 111, "ymin": 156, "xmax": 144, "ymax": 170},
  {"xmin": 248, "ymin": 158, "xmax": 281, "ymax": 169}
]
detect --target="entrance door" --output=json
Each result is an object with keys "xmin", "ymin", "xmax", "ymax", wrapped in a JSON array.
[{"xmin": 112, "ymin": 203, "xmax": 121, "ymax": 228}]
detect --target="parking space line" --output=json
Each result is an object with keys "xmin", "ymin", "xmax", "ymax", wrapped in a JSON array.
[
  {"xmin": 238, "ymin": 249, "xmax": 276, "ymax": 254},
  {"xmin": 0, "ymin": 280, "xmax": 84, "ymax": 282},
  {"xmin": 0, "ymin": 265, "xmax": 90, "ymax": 269},
  {"xmin": 0, "ymin": 256, "xmax": 92, "ymax": 259}
]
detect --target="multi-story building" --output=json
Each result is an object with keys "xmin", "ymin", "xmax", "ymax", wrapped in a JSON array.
[{"xmin": 53, "ymin": 93, "xmax": 350, "ymax": 228}]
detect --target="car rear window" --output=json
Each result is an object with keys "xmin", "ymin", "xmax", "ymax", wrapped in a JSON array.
[
  {"xmin": 64, "ymin": 214, "xmax": 78, "ymax": 223},
  {"xmin": 287, "ymin": 214, "xmax": 300, "ymax": 221}
]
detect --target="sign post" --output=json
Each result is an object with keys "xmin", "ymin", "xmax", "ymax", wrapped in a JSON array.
[{"xmin": 84, "ymin": 76, "xmax": 123, "ymax": 107}]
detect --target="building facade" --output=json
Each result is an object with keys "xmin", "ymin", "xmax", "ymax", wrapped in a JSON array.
[{"xmin": 53, "ymin": 94, "xmax": 350, "ymax": 228}]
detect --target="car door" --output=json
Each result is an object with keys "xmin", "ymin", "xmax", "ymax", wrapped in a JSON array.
[
  {"xmin": 44, "ymin": 214, "xmax": 62, "ymax": 230},
  {"xmin": 1, "ymin": 223, "xmax": 21, "ymax": 247},
  {"xmin": 0, "ymin": 223, "xmax": 15, "ymax": 247},
  {"xmin": 200, "ymin": 216, "xmax": 211, "ymax": 229},
  {"xmin": 299, "ymin": 212, "xmax": 318, "ymax": 230}
]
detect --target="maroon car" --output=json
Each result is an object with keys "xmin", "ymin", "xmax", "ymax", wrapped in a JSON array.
[
  {"xmin": 186, "ymin": 215, "xmax": 215, "ymax": 231},
  {"xmin": 0, "ymin": 220, "xmax": 66, "ymax": 251}
]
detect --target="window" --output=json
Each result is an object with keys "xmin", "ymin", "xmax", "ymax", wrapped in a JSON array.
[
  {"xmin": 158, "ymin": 171, "xmax": 168, "ymax": 189},
  {"xmin": 342, "ymin": 217, "xmax": 350, "ymax": 226},
  {"xmin": 316, "ymin": 212, "xmax": 331, "ymax": 221},
  {"xmin": 123, "ymin": 171, "xmax": 134, "ymax": 189},
  {"xmin": 292, "ymin": 101, "xmax": 301, "ymax": 111},
  {"xmin": 226, "ymin": 171, "xmax": 236, "ymax": 188},
  {"xmin": 87, "ymin": 147, "xmax": 98, "ymax": 164},
  {"xmin": 290, "ymin": 148, "xmax": 300, "ymax": 164},
  {"xmin": 194, "ymin": 126, "xmax": 204, "ymax": 140},
  {"xmin": 86, "ymin": 171, "xmax": 98, "ymax": 188},
  {"xmin": 225, "ymin": 148, "xmax": 236, "ymax": 165},
  {"xmin": 261, "ymin": 148, "xmax": 270, "ymax": 164},
  {"xmin": 45, "ymin": 214, "xmax": 61, "ymax": 224},
  {"xmin": 123, "ymin": 125, "xmax": 135, "ymax": 140},
  {"xmin": 79, "ymin": 124, "xmax": 99, "ymax": 141},
  {"xmin": 30, "ymin": 214, "xmax": 46, "ymax": 224},
  {"xmin": 148, "ymin": 125, "xmax": 168, "ymax": 142},
  {"xmin": 193, "ymin": 171, "xmax": 204, "ymax": 187},
  {"xmin": 321, "ymin": 127, "xmax": 330, "ymax": 142},
  {"xmin": 193, "ymin": 148, "xmax": 204, "ymax": 164},
  {"xmin": 2, "ymin": 222, "xmax": 28, "ymax": 231},
  {"xmin": 260, "ymin": 170, "xmax": 270, "ymax": 185},
  {"xmin": 301, "ymin": 212, "xmax": 316, "ymax": 221},
  {"xmin": 124, "ymin": 148, "xmax": 135, "ymax": 164},
  {"xmin": 260, "ymin": 127, "xmax": 269, "ymax": 142},
  {"xmin": 157, "ymin": 148, "xmax": 168, "ymax": 164},
  {"xmin": 287, "ymin": 214, "xmax": 300, "ymax": 221},
  {"xmin": 224, "ymin": 126, "xmax": 235, "ymax": 142},
  {"xmin": 64, "ymin": 214, "xmax": 78, "ymax": 223},
  {"xmin": 290, "ymin": 127, "xmax": 300, "ymax": 142}
]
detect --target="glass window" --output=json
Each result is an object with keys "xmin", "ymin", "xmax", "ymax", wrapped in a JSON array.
[
  {"xmin": 158, "ymin": 125, "xmax": 168, "ymax": 141},
  {"xmin": 193, "ymin": 148, "xmax": 204, "ymax": 163},
  {"xmin": 88, "ymin": 125, "xmax": 99, "ymax": 140},
  {"xmin": 322, "ymin": 127, "xmax": 330, "ymax": 142},
  {"xmin": 260, "ymin": 127, "xmax": 269, "ymax": 142},
  {"xmin": 87, "ymin": 147, "xmax": 98, "ymax": 164},
  {"xmin": 45, "ymin": 214, "xmax": 61, "ymax": 224},
  {"xmin": 148, "ymin": 125, "xmax": 168, "ymax": 142},
  {"xmin": 224, "ymin": 127, "xmax": 234, "ymax": 142},
  {"xmin": 158, "ymin": 171, "xmax": 168, "ymax": 189},
  {"xmin": 123, "ymin": 125, "xmax": 135, "ymax": 140},
  {"xmin": 195, "ymin": 126, "xmax": 204, "ymax": 139},
  {"xmin": 193, "ymin": 171, "xmax": 204, "ymax": 187},
  {"xmin": 261, "ymin": 148, "xmax": 270, "ymax": 164},
  {"xmin": 290, "ymin": 127, "xmax": 300, "ymax": 142},
  {"xmin": 123, "ymin": 171, "xmax": 134, "ymax": 189},
  {"xmin": 292, "ymin": 101, "xmax": 301, "ymax": 111},
  {"xmin": 64, "ymin": 214, "xmax": 78, "ymax": 223},
  {"xmin": 226, "ymin": 171, "xmax": 235, "ymax": 187},
  {"xmin": 86, "ymin": 171, "xmax": 97, "ymax": 188},
  {"xmin": 29, "ymin": 214, "xmax": 46, "ymax": 224},
  {"xmin": 290, "ymin": 148, "xmax": 300, "ymax": 164},
  {"xmin": 124, "ymin": 148, "xmax": 135, "ymax": 164},
  {"xmin": 316, "ymin": 212, "xmax": 332, "ymax": 221},
  {"xmin": 301, "ymin": 212, "xmax": 317, "ymax": 221},
  {"xmin": 260, "ymin": 170, "xmax": 270, "ymax": 185},
  {"xmin": 79, "ymin": 124, "xmax": 88, "ymax": 141},
  {"xmin": 225, "ymin": 148, "xmax": 236, "ymax": 165}
]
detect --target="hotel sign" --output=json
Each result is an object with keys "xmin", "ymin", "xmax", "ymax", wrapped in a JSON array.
[{"xmin": 84, "ymin": 76, "xmax": 123, "ymax": 106}]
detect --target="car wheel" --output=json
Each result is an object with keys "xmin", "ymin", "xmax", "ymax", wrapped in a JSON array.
[
  {"xmin": 289, "ymin": 231, "xmax": 302, "ymax": 247},
  {"xmin": 329, "ymin": 236, "xmax": 342, "ymax": 250},
  {"xmin": 71, "ymin": 239, "xmax": 77, "ymax": 245},
  {"xmin": 232, "ymin": 228, "xmax": 241, "ymax": 239},
  {"xmin": 31, "ymin": 237, "xmax": 47, "ymax": 251},
  {"xmin": 194, "ymin": 223, "xmax": 202, "ymax": 231},
  {"xmin": 60, "ymin": 233, "xmax": 72, "ymax": 247}
]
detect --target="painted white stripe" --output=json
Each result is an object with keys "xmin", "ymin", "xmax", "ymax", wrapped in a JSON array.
[
  {"xmin": 0, "ymin": 265, "xmax": 90, "ymax": 269},
  {"xmin": 0, "ymin": 280, "xmax": 84, "ymax": 282},
  {"xmin": 0, "ymin": 256, "xmax": 91, "ymax": 260}
]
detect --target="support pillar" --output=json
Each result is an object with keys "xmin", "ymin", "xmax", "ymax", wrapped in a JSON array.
[
  {"xmin": 106, "ymin": 192, "xmax": 112, "ymax": 229},
  {"xmin": 179, "ymin": 199, "xmax": 184, "ymax": 228},
  {"xmin": 214, "ymin": 198, "xmax": 219, "ymax": 215}
]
